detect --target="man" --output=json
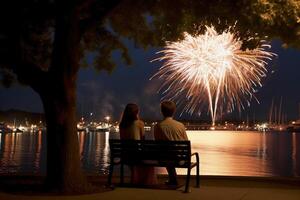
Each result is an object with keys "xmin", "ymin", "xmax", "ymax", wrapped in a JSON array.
[{"xmin": 154, "ymin": 100, "xmax": 188, "ymax": 185}]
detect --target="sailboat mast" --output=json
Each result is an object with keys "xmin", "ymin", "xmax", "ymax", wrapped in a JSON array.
[
  {"xmin": 274, "ymin": 106, "xmax": 277, "ymax": 125},
  {"xmin": 278, "ymin": 96, "xmax": 283, "ymax": 125},
  {"xmin": 269, "ymin": 98, "xmax": 274, "ymax": 125},
  {"xmin": 299, "ymin": 102, "xmax": 300, "ymax": 119}
]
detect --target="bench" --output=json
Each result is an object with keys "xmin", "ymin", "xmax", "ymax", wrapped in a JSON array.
[{"xmin": 107, "ymin": 139, "xmax": 200, "ymax": 193}]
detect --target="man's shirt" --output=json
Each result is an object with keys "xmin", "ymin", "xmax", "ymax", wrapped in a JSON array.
[{"xmin": 154, "ymin": 117, "xmax": 188, "ymax": 141}]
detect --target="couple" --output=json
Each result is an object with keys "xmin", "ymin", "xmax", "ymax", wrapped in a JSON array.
[{"xmin": 119, "ymin": 100, "xmax": 188, "ymax": 186}]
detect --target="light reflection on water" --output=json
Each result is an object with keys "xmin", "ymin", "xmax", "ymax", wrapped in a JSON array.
[
  {"xmin": 0, "ymin": 130, "xmax": 299, "ymax": 177},
  {"xmin": 79, "ymin": 131, "xmax": 110, "ymax": 175},
  {"xmin": 0, "ymin": 131, "xmax": 45, "ymax": 174},
  {"xmin": 185, "ymin": 131, "xmax": 300, "ymax": 176}
]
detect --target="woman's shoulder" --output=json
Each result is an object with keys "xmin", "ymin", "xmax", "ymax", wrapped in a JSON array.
[{"xmin": 134, "ymin": 119, "xmax": 144, "ymax": 127}]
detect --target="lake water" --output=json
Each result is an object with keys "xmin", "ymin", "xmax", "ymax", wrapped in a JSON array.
[{"xmin": 0, "ymin": 130, "xmax": 299, "ymax": 177}]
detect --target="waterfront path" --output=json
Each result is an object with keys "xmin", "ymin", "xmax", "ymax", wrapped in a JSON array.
[{"xmin": 0, "ymin": 175, "xmax": 299, "ymax": 200}]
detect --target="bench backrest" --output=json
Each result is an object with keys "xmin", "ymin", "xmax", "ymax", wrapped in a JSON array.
[{"xmin": 109, "ymin": 139, "xmax": 191, "ymax": 167}]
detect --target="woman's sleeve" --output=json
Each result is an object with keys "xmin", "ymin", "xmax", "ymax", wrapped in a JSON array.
[{"xmin": 139, "ymin": 120, "xmax": 145, "ymax": 139}]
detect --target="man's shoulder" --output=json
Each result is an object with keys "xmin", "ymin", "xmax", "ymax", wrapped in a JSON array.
[
  {"xmin": 155, "ymin": 119, "xmax": 167, "ymax": 127},
  {"xmin": 170, "ymin": 118, "xmax": 185, "ymax": 127},
  {"xmin": 157, "ymin": 118, "xmax": 185, "ymax": 129},
  {"xmin": 174, "ymin": 119, "xmax": 184, "ymax": 126}
]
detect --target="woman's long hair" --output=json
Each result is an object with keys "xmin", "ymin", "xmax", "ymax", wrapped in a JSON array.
[{"xmin": 119, "ymin": 103, "xmax": 139, "ymax": 129}]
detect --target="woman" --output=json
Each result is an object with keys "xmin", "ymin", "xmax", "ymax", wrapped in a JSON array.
[{"xmin": 119, "ymin": 103, "xmax": 157, "ymax": 185}]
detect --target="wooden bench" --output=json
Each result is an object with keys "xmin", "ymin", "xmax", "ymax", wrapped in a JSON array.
[{"xmin": 107, "ymin": 139, "xmax": 200, "ymax": 193}]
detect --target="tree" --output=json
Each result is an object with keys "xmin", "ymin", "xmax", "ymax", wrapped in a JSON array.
[
  {"xmin": 0, "ymin": 0, "xmax": 126, "ymax": 193},
  {"xmin": 0, "ymin": 0, "xmax": 299, "ymax": 193}
]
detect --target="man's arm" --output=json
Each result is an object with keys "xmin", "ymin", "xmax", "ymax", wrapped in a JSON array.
[
  {"xmin": 154, "ymin": 124, "xmax": 165, "ymax": 140},
  {"xmin": 181, "ymin": 124, "xmax": 189, "ymax": 140},
  {"xmin": 182, "ymin": 130, "xmax": 188, "ymax": 140}
]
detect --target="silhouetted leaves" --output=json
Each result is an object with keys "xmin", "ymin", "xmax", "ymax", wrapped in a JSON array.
[{"xmin": 0, "ymin": 0, "xmax": 299, "ymax": 86}]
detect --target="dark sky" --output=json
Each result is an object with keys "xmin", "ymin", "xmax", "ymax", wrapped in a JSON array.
[{"xmin": 0, "ymin": 39, "xmax": 300, "ymax": 122}]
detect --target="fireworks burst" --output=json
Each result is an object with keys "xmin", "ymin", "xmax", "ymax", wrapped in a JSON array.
[{"xmin": 151, "ymin": 25, "xmax": 276, "ymax": 125}]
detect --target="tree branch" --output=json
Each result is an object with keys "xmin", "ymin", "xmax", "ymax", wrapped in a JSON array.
[
  {"xmin": 13, "ymin": 61, "xmax": 48, "ymax": 93},
  {"xmin": 79, "ymin": 0, "xmax": 122, "ymax": 37},
  {"xmin": 10, "ymin": 10, "xmax": 49, "ymax": 94}
]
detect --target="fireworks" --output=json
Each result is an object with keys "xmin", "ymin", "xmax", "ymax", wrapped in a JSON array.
[{"xmin": 151, "ymin": 25, "xmax": 275, "ymax": 125}]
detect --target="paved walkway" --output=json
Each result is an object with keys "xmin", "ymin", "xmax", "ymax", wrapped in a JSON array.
[{"xmin": 0, "ymin": 176, "xmax": 299, "ymax": 200}]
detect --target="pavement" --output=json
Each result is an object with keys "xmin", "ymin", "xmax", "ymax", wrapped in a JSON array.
[{"xmin": 0, "ymin": 175, "xmax": 299, "ymax": 200}]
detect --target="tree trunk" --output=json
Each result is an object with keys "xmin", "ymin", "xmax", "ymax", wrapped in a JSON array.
[
  {"xmin": 41, "ymin": 78, "xmax": 90, "ymax": 193},
  {"xmin": 39, "ymin": 1, "xmax": 90, "ymax": 193}
]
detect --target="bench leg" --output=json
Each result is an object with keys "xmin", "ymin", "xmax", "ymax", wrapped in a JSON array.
[
  {"xmin": 196, "ymin": 162, "xmax": 200, "ymax": 187},
  {"xmin": 184, "ymin": 167, "xmax": 191, "ymax": 193},
  {"xmin": 120, "ymin": 163, "xmax": 124, "ymax": 185}
]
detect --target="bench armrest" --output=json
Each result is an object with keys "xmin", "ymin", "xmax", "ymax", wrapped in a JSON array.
[{"xmin": 191, "ymin": 152, "xmax": 199, "ymax": 164}]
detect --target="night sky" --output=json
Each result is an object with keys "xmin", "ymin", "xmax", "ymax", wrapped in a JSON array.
[{"xmin": 0, "ymin": 39, "xmax": 300, "ymax": 122}]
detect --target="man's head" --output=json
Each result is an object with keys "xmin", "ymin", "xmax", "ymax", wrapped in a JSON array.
[{"xmin": 160, "ymin": 100, "xmax": 176, "ymax": 118}]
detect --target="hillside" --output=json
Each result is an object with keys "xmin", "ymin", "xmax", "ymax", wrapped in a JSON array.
[{"xmin": 0, "ymin": 109, "xmax": 44, "ymax": 124}]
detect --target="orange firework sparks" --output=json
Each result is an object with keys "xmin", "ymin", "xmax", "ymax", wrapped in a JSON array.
[{"xmin": 151, "ymin": 26, "xmax": 276, "ymax": 125}]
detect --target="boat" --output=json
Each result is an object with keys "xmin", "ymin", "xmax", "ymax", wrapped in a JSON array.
[
  {"xmin": 30, "ymin": 124, "xmax": 39, "ymax": 132},
  {"xmin": 109, "ymin": 125, "xmax": 119, "ymax": 133},
  {"xmin": 0, "ymin": 122, "xmax": 12, "ymax": 133},
  {"xmin": 12, "ymin": 127, "xmax": 23, "ymax": 133},
  {"xmin": 267, "ymin": 97, "xmax": 288, "ymax": 131},
  {"xmin": 287, "ymin": 120, "xmax": 300, "ymax": 132},
  {"xmin": 96, "ymin": 123, "xmax": 111, "ymax": 132},
  {"xmin": 18, "ymin": 125, "xmax": 29, "ymax": 132},
  {"xmin": 87, "ymin": 122, "xmax": 98, "ymax": 132},
  {"xmin": 77, "ymin": 122, "xmax": 88, "ymax": 132}
]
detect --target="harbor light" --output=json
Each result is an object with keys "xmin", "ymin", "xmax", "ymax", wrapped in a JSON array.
[{"xmin": 105, "ymin": 116, "xmax": 110, "ymax": 121}]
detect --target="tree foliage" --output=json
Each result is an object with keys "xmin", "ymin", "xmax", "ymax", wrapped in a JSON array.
[{"xmin": 0, "ymin": 0, "xmax": 299, "ymax": 87}]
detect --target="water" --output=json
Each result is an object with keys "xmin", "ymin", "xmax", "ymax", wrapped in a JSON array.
[{"xmin": 0, "ymin": 130, "xmax": 299, "ymax": 177}]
